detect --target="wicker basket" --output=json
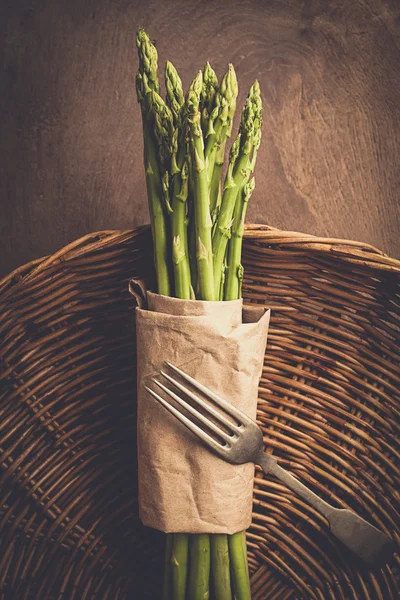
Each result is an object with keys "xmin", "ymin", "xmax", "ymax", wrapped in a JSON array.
[{"xmin": 0, "ymin": 224, "xmax": 399, "ymax": 600}]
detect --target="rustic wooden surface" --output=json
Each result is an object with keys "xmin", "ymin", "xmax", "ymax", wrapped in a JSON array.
[{"xmin": 1, "ymin": 0, "xmax": 400, "ymax": 277}]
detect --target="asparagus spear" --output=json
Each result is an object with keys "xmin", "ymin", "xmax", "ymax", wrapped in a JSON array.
[
  {"xmin": 163, "ymin": 62, "xmax": 192, "ymax": 299},
  {"xmin": 171, "ymin": 158, "xmax": 192, "ymax": 299},
  {"xmin": 186, "ymin": 71, "xmax": 215, "ymax": 301},
  {"xmin": 188, "ymin": 534, "xmax": 211, "ymax": 600},
  {"xmin": 187, "ymin": 191, "xmax": 198, "ymax": 298},
  {"xmin": 223, "ymin": 132, "xmax": 260, "ymax": 600},
  {"xmin": 176, "ymin": 66, "xmax": 221, "ymax": 581},
  {"xmin": 187, "ymin": 171, "xmax": 198, "ymax": 299},
  {"xmin": 170, "ymin": 533, "xmax": 189, "ymax": 600},
  {"xmin": 187, "ymin": 62, "xmax": 218, "ymax": 298},
  {"xmin": 205, "ymin": 65, "xmax": 238, "ymax": 220},
  {"xmin": 136, "ymin": 30, "xmax": 172, "ymax": 296},
  {"xmin": 224, "ymin": 110, "xmax": 260, "ymax": 302},
  {"xmin": 153, "ymin": 61, "xmax": 192, "ymax": 594},
  {"xmin": 224, "ymin": 177, "xmax": 255, "ymax": 300},
  {"xmin": 229, "ymin": 532, "xmax": 251, "ymax": 600},
  {"xmin": 151, "ymin": 90, "xmax": 174, "ymax": 214},
  {"xmin": 212, "ymin": 80, "xmax": 262, "ymax": 296},
  {"xmin": 211, "ymin": 535, "xmax": 233, "ymax": 600}
]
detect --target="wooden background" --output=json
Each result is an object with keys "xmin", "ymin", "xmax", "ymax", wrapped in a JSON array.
[{"xmin": 1, "ymin": 0, "xmax": 399, "ymax": 278}]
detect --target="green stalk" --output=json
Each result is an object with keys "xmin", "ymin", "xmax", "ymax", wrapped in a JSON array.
[
  {"xmin": 165, "ymin": 61, "xmax": 192, "ymax": 299},
  {"xmin": 205, "ymin": 66, "xmax": 238, "ymax": 224},
  {"xmin": 212, "ymin": 81, "xmax": 262, "ymax": 297},
  {"xmin": 163, "ymin": 534, "xmax": 173, "ymax": 600},
  {"xmin": 219, "ymin": 262, "xmax": 227, "ymax": 301},
  {"xmin": 228, "ymin": 532, "xmax": 251, "ymax": 600},
  {"xmin": 209, "ymin": 165, "xmax": 222, "ymax": 225},
  {"xmin": 211, "ymin": 134, "xmax": 249, "ymax": 298},
  {"xmin": 136, "ymin": 30, "xmax": 172, "ymax": 296},
  {"xmin": 211, "ymin": 535, "xmax": 232, "ymax": 600},
  {"xmin": 185, "ymin": 150, "xmax": 198, "ymax": 297},
  {"xmin": 171, "ymin": 533, "xmax": 189, "ymax": 600},
  {"xmin": 146, "ymin": 161, "xmax": 170, "ymax": 297},
  {"xmin": 222, "ymin": 100, "xmax": 260, "ymax": 600},
  {"xmin": 206, "ymin": 65, "xmax": 237, "ymax": 225},
  {"xmin": 188, "ymin": 534, "xmax": 211, "ymax": 600},
  {"xmin": 224, "ymin": 177, "xmax": 255, "ymax": 301},
  {"xmin": 209, "ymin": 124, "xmax": 227, "ymax": 223},
  {"xmin": 142, "ymin": 113, "xmax": 172, "ymax": 296},
  {"xmin": 188, "ymin": 185, "xmax": 198, "ymax": 298},
  {"xmin": 151, "ymin": 90, "xmax": 174, "ymax": 214},
  {"xmin": 164, "ymin": 60, "xmax": 192, "ymax": 592},
  {"xmin": 186, "ymin": 72, "xmax": 215, "ymax": 301},
  {"xmin": 205, "ymin": 65, "xmax": 238, "ymax": 186},
  {"xmin": 137, "ymin": 33, "xmax": 175, "ymax": 596},
  {"xmin": 171, "ymin": 158, "xmax": 191, "ymax": 299}
]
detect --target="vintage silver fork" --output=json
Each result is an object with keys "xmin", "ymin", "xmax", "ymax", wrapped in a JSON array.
[{"xmin": 145, "ymin": 361, "xmax": 395, "ymax": 566}]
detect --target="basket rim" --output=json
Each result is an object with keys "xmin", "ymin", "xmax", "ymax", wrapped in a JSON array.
[{"xmin": 1, "ymin": 224, "xmax": 399, "ymax": 290}]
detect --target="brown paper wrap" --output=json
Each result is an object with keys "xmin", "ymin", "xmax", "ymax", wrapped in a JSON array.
[{"xmin": 134, "ymin": 289, "xmax": 270, "ymax": 534}]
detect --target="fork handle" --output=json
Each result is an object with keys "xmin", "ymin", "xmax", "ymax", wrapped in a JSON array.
[
  {"xmin": 258, "ymin": 454, "xmax": 394, "ymax": 564},
  {"xmin": 258, "ymin": 455, "xmax": 335, "ymax": 519}
]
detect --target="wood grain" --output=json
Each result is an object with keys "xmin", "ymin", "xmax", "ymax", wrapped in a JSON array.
[{"xmin": 1, "ymin": 0, "xmax": 400, "ymax": 277}]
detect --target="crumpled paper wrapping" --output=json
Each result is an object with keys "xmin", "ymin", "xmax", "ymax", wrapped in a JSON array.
[{"xmin": 133, "ymin": 287, "xmax": 270, "ymax": 534}]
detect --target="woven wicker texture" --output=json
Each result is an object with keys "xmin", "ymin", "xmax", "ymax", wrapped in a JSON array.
[{"xmin": 0, "ymin": 224, "xmax": 399, "ymax": 599}]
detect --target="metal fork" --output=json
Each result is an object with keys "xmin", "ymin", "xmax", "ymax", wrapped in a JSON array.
[{"xmin": 145, "ymin": 361, "xmax": 395, "ymax": 566}]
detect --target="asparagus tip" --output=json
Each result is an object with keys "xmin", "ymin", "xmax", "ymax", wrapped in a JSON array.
[
  {"xmin": 136, "ymin": 28, "xmax": 159, "ymax": 95},
  {"xmin": 136, "ymin": 27, "xmax": 147, "ymax": 46},
  {"xmin": 203, "ymin": 61, "xmax": 218, "ymax": 83}
]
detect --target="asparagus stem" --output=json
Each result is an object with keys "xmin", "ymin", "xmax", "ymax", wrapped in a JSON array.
[
  {"xmin": 209, "ymin": 126, "xmax": 227, "ymax": 222},
  {"xmin": 165, "ymin": 61, "xmax": 192, "ymax": 299},
  {"xmin": 224, "ymin": 177, "xmax": 255, "ymax": 301},
  {"xmin": 151, "ymin": 90, "xmax": 175, "ymax": 213},
  {"xmin": 205, "ymin": 65, "xmax": 238, "ymax": 202},
  {"xmin": 219, "ymin": 261, "xmax": 227, "ymax": 301},
  {"xmin": 212, "ymin": 81, "xmax": 262, "ymax": 296},
  {"xmin": 211, "ymin": 535, "xmax": 233, "ymax": 600},
  {"xmin": 186, "ymin": 71, "xmax": 215, "ymax": 301},
  {"xmin": 171, "ymin": 533, "xmax": 189, "ymax": 600},
  {"xmin": 142, "ymin": 121, "xmax": 172, "ymax": 296},
  {"xmin": 228, "ymin": 532, "xmax": 251, "ymax": 600},
  {"xmin": 188, "ymin": 206, "xmax": 198, "ymax": 298},
  {"xmin": 171, "ymin": 159, "xmax": 192, "ymax": 298},
  {"xmin": 186, "ymin": 152, "xmax": 198, "ymax": 297},
  {"xmin": 163, "ymin": 534, "xmax": 173, "ymax": 600},
  {"xmin": 211, "ymin": 133, "xmax": 248, "ymax": 298},
  {"xmin": 136, "ymin": 30, "xmax": 172, "ymax": 296},
  {"xmin": 188, "ymin": 534, "xmax": 211, "ymax": 600},
  {"xmin": 209, "ymin": 164, "xmax": 222, "ymax": 224}
]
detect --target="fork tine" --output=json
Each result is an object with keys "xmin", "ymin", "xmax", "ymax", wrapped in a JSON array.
[
  {"xmin": 153, "ymin": 378, "xmax": 233, "ymax": 443},
  {"xmin": 164, "ymin": 361, "xmax": 251, "ymax": 425},
  {"xmin": 159, "ymin": 370, "xmax": 239, "ymax": 434},
  {"xmin": 144, "ymin": 386, "xmax": 226, "ymax": 454}
]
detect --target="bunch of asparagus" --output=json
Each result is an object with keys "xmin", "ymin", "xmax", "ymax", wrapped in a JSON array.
[{"xmin": 136, "ymin": 28, "xmax": 263, "ymax": 600}]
